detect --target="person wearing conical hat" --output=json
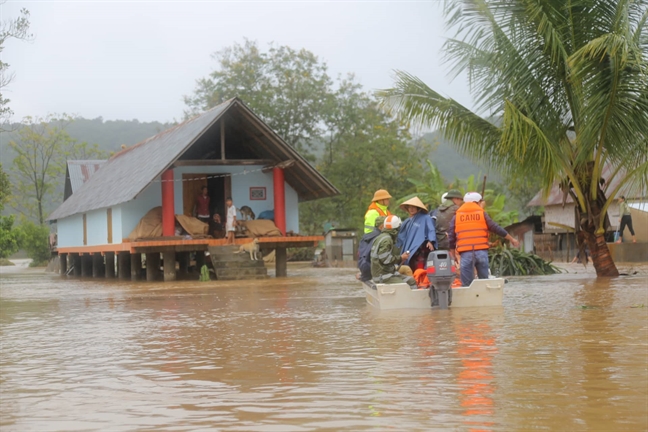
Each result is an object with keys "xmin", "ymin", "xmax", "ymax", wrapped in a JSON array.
[
  {"xmin": 396, "ymin": 196, "xmax": 437, "ymax": 271},
  {"xmin": 364, "ymin": 189, "xmax": 392, "ymax": 234}
]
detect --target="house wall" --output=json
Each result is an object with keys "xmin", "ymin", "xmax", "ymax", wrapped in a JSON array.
[
  {"xmin": 56, "ymin": 165, "xmax": 302, "ymax": 248},
  {"xmin": 58, "ymin": 207, "xmax": 125, "ymax": 247},
  {"xmin": 543, "ymin": 202, "xmax": 621, "ymax": 233},
  {"xmin": 57, "ymin": 213, "xmax": 84, "ymax": 247},
  {"xmin": 86, "ymin": 208, "xmax": 108, "ymax": 246},
  {"xmin": 121, "ymin": 181, "xmax": 162, "ymax": 239},
  {"xmin": 543, "ymin": 204, "xmax": 576, "ymax": 232},
  {"xmin": 621, "ymin": 206, "xmax": 648, "ymax": 242},
  {"xmin": 171, "ymin": 166, "xmax": 299, "ymax": 233}
]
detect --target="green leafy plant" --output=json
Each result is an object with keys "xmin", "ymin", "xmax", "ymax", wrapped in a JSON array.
[
  {"xmin": 17, "ymin": 220, "xmax": 50, "ymax": 266},
  {"xmin": 489, "ymin": 244, "xmax": 560, "ymax": 276}
]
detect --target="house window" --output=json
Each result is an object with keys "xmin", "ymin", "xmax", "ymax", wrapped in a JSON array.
[{"xmin": 250, "ymin": 187, "xmax": 266, "ymax": 200}]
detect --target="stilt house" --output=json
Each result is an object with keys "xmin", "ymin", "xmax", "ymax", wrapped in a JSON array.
[{"xmin": 47, "ymin": 98, "xmax": 339, "ymax": 280}]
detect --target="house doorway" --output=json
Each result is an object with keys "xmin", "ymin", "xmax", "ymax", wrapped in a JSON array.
[{"xmin": 182, "ymin": 173, "xmax": 231, "ymax": 219}]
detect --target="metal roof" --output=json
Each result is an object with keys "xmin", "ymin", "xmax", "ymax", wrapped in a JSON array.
[
  {"xmin": 527, "ymin": 164, "xmax": 644, "ymax": 207},
  {"xmin": 64, "ymin": 160, "xmax": 106, "ymax": 200},
  {"xmin": 48, "ymin": 98, "xmax": 339, "ymax": 221}
]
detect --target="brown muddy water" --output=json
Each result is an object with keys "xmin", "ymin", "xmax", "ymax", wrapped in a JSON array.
[{"xmin": 1, "ymin": 264, "xmax": 647, "ymax": 431}]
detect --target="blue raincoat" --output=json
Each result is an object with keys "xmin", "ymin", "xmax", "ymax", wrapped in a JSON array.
[{"xmin": 396, "ymin": 211, "xmax": 437, "ymax": 265}]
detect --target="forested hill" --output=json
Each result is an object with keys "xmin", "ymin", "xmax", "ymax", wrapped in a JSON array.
[
  {"xmin": 1, "ymin": 117, "xmax": 172, "ymax": 159},
  {"xmin": 423, "ymin": 131, "xmax": 502, "ymax": 183},
  {"xmin": 58, "ymin": 117, "xmax": 171, "ymax": 153}
]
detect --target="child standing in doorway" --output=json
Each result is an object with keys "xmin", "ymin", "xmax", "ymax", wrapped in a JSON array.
[{"xmin": 226, "ymin": 197, "xmax": 237, "ymax": 245}]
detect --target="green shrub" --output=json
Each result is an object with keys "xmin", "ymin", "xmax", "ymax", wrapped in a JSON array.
[
  {"xmin": 0, "ymin": 215, "xmax": 21, "ymax": 259},
  {"xmin": 18, "ymin": 221, "xmax": 51, "ymax": 266},
  {"xmin": 489, "ymin": 244, "xmax": 560, "ymax": 276}
]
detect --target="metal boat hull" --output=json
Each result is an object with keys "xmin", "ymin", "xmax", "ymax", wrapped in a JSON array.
[{"xmin": 362, "ymin": 278, "xmax": 504, "ymax": 310}]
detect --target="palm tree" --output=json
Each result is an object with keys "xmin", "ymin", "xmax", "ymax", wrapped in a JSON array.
[{"xmin": 379, "ymin": 0, "xmax": 648, "ymax": 277}]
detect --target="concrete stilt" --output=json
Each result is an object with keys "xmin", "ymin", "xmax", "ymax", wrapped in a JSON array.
[
  {"xmin": 105, "ymin": 252, "xmax": 115, "ymax": 278},
  {"xmin": 163, "ymin": 251, "xmax": 176, "ymax": 282},
  {"xmin": 275, "ymin": 247, "xmax": 287, "ymax": 277},
  {"xmin": 146, "ymin": 252, "xmax": 161, "ymax": 281},
  {"xmin": 195, "ymin": 251, "xmax": 205, "ymax": 273},
  {"xmin": 92, "ymin": 254, "xmax": 104, "ymax": 278},
  {"xmin": 118, "ymin": 252, "xmax": 131, "ymax": 279},
  {"xmin": 178, "ymin": 252, "xmax": 189, "ymax": 278},
  {"xmin": 73, "ymin": 253, "xmax": 82, "ymax": 277},
  {"xmin": 81, "ymin": 255, "xmax": 92, "ymax": 277},
  {"xmin": 60, "ymin": 253, "xmax": 68, "ymax": 276},
  {"xmin": 131, "ymin": 253, "xmax": 142, "ymax": 281}
]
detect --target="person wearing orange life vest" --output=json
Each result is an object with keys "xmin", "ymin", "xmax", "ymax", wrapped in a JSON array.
[
  {"xmin": 448, "ymin": 192, "xmax": 519, "ymax": 287},
  {"xmin": 364, "ymin": 189, "xmax": 392, "ymax": 233}
]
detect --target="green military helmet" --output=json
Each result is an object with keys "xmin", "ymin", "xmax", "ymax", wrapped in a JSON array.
[
  {"xmin": 374, "ymin": 216, "xmax": 386, "ymax": 228},
  {"xmin": 445, "ymin": 189, "xmax": 463, "ymax": 200}
]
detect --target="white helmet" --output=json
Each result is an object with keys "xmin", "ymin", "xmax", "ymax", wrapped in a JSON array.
[
  {"xmin": 383, "ymin": 215, "xmax": 402, "ymax": 230},
  {"xmin": 441, "ymin": 193, "xmax": 448, "ymax": 202}
]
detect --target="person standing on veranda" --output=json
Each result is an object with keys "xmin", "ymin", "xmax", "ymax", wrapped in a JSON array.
[
  {"xmin": 616, "ymin": 196, "xmax": 637, "ymax": 243},
  {"xmin": 194, "ymin": 186, "xmax": 211, "ymax": 224}
]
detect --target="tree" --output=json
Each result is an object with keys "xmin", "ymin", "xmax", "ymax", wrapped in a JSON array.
[
  {"xmin": 379, "ymin": 0, "xmax": 648, "ymax": 277},
  {"xmin": 0, "ymin": 163, "xmax": 20, "ymax": 258},
  {"xmin": 0, "ymin": 4, "xmax": 32, "ymax": 128},
  {"xmin": 184, "ymin": 39, "xmax": 333, "ymax": 152},
  {"xmin": 9, "ymin": 115, "xmax": 106, "ymax": 224},
  {"xmin": 300, "ymin": 97, "xmax": 430, "ymax": 234}
]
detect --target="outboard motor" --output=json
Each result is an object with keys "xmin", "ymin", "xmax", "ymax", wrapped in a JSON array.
[{"xmin": 426, "ymin": 251, "xmax": 456, "ymax": 309}]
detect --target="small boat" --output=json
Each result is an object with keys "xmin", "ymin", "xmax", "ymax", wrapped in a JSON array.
[{"xmin": 362, "ymin": 278, "xmax": 505, "ymax": 310}]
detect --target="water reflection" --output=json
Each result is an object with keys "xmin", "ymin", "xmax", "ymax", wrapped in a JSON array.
[{"xmin": 0, "ymin": 268, "xmax": 646, "ymax": 431}]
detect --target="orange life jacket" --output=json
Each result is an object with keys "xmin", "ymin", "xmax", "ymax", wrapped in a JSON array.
[
  {"xmin": 455, "ymin": 202, "xmax": 489, "ymax": 253},
  {"xmin": 365, "ymin": 202, "xmax": 391, "ymax": 217}
]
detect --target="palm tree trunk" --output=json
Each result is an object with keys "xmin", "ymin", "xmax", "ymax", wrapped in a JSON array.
[{"xmin": 585, "ymin": 233, "xmax": 619, "ymax": 277}]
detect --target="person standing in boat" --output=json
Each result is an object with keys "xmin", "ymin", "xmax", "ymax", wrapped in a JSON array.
[
  {"xmin": 431, "ymin": 189, "xmax": 463, "ymax": 250},
  {"xmin": 364, "ymin": 189, "xmax": 392, "ymax": 234},
  {"xmin": 448, "ymin": 192, "xmax": 519, "ymax": 287},
  {"xmin": 396, "ymin": 197, "xmax": 437, "ymax": 272},
  {"xmin": 370, "ymin": 215, "xmax": 416, "ymax": 287}
]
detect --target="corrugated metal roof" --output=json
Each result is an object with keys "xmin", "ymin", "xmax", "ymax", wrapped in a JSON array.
[
  {"xmin": 527, "ymin": 164, "xmax": 644, "ymax": 206},
  {"xmin": 64, "ymin": 160, "xmax": 106, "ymax": 200},
  {"xmin": 48, "ymin": 98, "xmax": 339, "ymax": 221}
]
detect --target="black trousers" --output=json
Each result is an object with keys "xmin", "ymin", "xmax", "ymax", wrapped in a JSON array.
[{"xmin": 619, "ymin": 215, "xmax": 635, "ymax": 236}]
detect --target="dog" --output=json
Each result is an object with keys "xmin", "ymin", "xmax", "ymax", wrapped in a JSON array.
[
  {"xmin": 239, "ymin": 206, "xmax": 255, "ymax": 221},
  {"xmin": 235, "ymin": 238, "xmax": 259, "ymax": 260}
]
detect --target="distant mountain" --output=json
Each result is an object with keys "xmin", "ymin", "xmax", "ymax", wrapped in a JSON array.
[
  {"xmin": 422, "ymin": 131, "xmax": 502, "ymax": 183},
  {"xmin": 1, "ymin": 117, "xmax": 172, "ymax": 161}
]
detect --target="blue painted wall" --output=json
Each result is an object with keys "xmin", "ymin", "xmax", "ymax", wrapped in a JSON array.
[
  {"xmin": 121, "ymin": 180, "xmax": 162, "ymax": 239},
  {"xmin": 86, "ymin": 208, "xmax": 108, "ymax": 246},
  {"xmin": 58, "ymin": 213, "xmax": 84, "ymax": 247}
]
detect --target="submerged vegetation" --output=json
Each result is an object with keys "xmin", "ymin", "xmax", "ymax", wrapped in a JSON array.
[{"xmin": 489, "ymin": 245, "xmax": 561, "ymax": 277}]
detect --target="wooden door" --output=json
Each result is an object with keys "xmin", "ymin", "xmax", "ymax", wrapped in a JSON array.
[{"xmin": 182, "ymin": 174, "xmax": 209, "ymax": 216}]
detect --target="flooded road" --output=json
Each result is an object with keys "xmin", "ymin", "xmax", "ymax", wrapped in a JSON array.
[{"xmin": 1, "ymin": 265, "xmax": 647, "ymax": 431}]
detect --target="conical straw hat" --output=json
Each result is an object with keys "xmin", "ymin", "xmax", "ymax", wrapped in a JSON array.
[{"xmin": 400, "ymin": 196, "xmax": 428, "ymax": 212}]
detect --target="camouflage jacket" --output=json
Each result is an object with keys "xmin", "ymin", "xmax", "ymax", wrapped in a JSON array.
[{"xmin": 370, "ymin": 230, "xmax": 401, "ymax": 279}]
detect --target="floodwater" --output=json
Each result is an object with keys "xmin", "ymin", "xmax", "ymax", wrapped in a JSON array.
[{"xmin": 1, "ymin": 264, "xmax": 647, "ymax": 431}]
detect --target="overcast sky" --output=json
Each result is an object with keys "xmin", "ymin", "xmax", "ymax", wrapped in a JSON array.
[{"xmin": 2, "ymin": 1, "xmax": 473, "ymax": 123}]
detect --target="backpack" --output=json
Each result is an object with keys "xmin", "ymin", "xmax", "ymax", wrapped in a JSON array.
[{"xmin": 357, "ymin": 229, "xmax": 381, "ymax": 281}]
